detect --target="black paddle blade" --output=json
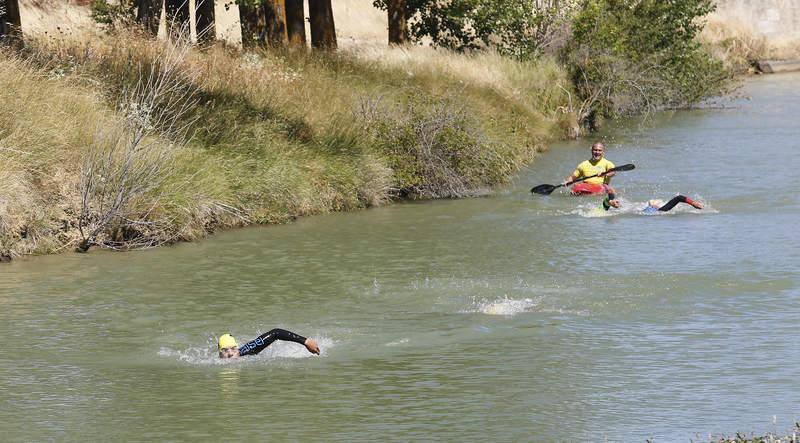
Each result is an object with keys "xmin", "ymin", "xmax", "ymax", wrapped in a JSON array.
[
  {"xmin": 612, "ymin": 163, "xmax": 635, "ymax": 172},
  {"xmin": 530, "ymin": 183, "xmax": 557, "ymax": 195}
]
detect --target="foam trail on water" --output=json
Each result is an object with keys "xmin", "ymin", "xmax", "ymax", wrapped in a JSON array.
[
  {"xmin": 572, "ymin": 197, "xmax": 714, "ymax": 218},
  {"xmin": 571, "ymin": 197, "xmax": 633, "ymax": 218},
  {"xmin": 465, "ymin": 296, "xmax": 539, "ymax": 316}
]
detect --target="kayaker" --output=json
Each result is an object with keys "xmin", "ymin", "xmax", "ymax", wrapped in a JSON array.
[
  {"xmin": 218, "ymin": 329, "xmax": 320, "ymax": 359},
  {"xmin": 563, "ymin": 142, "xmax": 616, "ymax": 195},
  {"xmin": 601, "ymin": 186, "xmax": 703, "ymax": 213}
]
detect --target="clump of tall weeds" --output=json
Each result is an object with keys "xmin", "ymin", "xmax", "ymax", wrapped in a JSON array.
[
  {"xmin": 0, "ymin": 51, "xmax": 102, "ymax": 258},
  {"xmin": 357, "ymin": 95, "xmax": 514, "ymax": 199},
  {"xmin": 77, "ymin": 37, "xmax": 198, "ymax": 252}
]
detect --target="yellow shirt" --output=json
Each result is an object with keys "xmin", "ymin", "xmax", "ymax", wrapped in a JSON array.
[{"xmin": 573, "ymin": 158, "xmax": 615, "ymax": 185}]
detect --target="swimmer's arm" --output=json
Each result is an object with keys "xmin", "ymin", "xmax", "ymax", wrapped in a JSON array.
[
  {"xmin": 602, "ymin": 186, "xmax": 618, "ymax": 210},
  {"xmin": 239, "ymin": 328, "xmax": 320, "ymax": 356},
  {"xmin": 657, "ymin": 195, "xmax": 702, "ymax": 212}
]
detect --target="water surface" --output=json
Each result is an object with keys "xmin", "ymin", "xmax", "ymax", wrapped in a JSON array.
[{"xmin": 1, "ymin": 73, "xmax": 798, "ymax": 441}]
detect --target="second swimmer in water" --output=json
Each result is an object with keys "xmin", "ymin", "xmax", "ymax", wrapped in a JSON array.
[{"xmin": 601, "ymin": 186, "xmax": 703, "ymax": 213}]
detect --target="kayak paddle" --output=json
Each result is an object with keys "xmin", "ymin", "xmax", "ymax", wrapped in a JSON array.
[{"xmin": 530, "ymin": 163, "xmax": 635, "ymax": 195}]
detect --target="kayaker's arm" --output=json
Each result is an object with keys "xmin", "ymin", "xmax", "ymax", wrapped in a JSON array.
[
  {"xmin": 600, "ymin": 167, "xmax": 615, "ymax": 184},
  {"xmin": 564, "ymin": 170, "xmax": 580, "ymax": 185}
]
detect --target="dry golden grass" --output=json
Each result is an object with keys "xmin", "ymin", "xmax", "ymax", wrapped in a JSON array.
[
  {"xmin": 701, "ymin": 16, "xmax": 800, "ymax": 72},
  {"xmin": 0, "ymin": 53, "xmax": 113, "ymax": 257},
  {"xmin": 1, "ymin": 12, "xmax": 573, "ymax": 258}
]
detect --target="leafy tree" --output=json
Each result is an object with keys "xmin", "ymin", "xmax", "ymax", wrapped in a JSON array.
[
  {"xmin": 91, "ymin": 0, "xmax": 136, "ymax": 28},
  {"xmin": 196, "ymin": 0, "xmax": 216, "ymax": 42},
  {"xmin": 238, "ymin": 0, "xmax": 267, "ymax": 46},
  {"xmin": 387, "ymin": 0, "xmax": 408, "ymax": 45},
  {"xmin": 372, "ymin": 0, "xmax": 577, "ymax": 59},
  {"xmin": 164, "ymin": 0, "xmax": 190, "ymax": 39},
  {"xmin": 239, "ymin": 0, "xmax": 306, "ymax": 47},
  {"xmin": 1, "ymin": 0, "xmax": 23, "ymax": 47},
  {"xmin": 572, "ymin": 0, "xmax": 715, "ymax": 65},
  {"xmin": 285, "ymin": 0, "xmax": 306, "ymax": 46},
  {"xmin": 566, "ymin": 0, "xmax": 732, "ymax": 120},
  {"xmin": 136, "ymin": 0, "xmax": 161, "ymax": 35},
  {"xmin": 309, "ymin": 0, "xmax": 336, "ymax": 49}
]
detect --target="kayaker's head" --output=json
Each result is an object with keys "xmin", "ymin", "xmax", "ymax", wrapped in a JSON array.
[
  {"xmin": 218, "ymin": 334, "xmax": 240, "ymax": 359},
  {"xmin": 591, "ymin": 142, "xmax": 605, "ymax": 161}
]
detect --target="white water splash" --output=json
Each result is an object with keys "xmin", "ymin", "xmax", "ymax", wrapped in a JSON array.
[
  {"xmin": 465, "ymin": 296, "xmax": 540, "ymax": 316},
  {"xmin": 572, "ymin": 197, "xmax": 714, "ymax": 218}
]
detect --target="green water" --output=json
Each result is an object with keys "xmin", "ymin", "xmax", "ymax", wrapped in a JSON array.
[{"xmin": 2, "ymin": 73, "xmax": 798, "ymax": 441}]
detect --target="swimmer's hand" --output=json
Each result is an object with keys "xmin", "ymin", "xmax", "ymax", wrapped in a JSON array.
[
  {"xmin": 304, "ymin": 338, "xmax": 320, "ymax": 355},
  {"xmin": 681, "ymin": 196, "xmax": 703, "ymax": 210}
]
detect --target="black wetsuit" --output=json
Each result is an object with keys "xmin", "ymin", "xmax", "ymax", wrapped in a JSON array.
[
  {"xmin": 646, "ymin": 195, "xmax": 694, "ymax": 213},
  {"xmin": 238, "ymin": 329, "xmax": 307, "ymax": 357}
]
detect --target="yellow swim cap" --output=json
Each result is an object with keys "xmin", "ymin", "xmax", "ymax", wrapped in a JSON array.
[{"xmin": 218, "ymin": 334, "xmax": 238, "ymax": 350}]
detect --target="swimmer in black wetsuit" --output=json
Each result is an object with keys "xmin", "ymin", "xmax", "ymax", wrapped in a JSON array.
[
  {"xmin": 218, "ymin": 329, "xmax": 320, "ymax": 359},
  {"xmin": 601, "ymin": 186, "xmax": 703, "ymax": 212}
]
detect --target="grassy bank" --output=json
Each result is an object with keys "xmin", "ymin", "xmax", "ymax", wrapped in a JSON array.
[{"xmin": 0, "ymin": 33, "xmax": 571, "ymax": 258}]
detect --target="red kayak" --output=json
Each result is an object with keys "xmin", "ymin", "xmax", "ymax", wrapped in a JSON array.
[{"xmin": 570, "ymin": 182, "xmax": 605, "ymax": 195}]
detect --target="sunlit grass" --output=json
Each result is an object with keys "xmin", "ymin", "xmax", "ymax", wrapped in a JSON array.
[{"xmin": 0, "ymin": 29, "xmax": 570, "ymax": 257}]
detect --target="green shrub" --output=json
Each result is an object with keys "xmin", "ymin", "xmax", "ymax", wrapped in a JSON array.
[
  {"xmin": 565, "ymin": 0, "xmax": 732, "ymax": 121},
  {"xmin": 90, "ymin": 0, "xmax": 136, "ymax": 27},
  {"xmin": 373, "ymin": 0, "xmax": 579, "ymax": 60},
  {"xmin": 357, "ymin": 94, "xmax": 510, "ymax": 199}
]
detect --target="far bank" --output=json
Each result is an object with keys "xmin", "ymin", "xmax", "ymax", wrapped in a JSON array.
[
  {"xmin": 1, "ymin": 0, "xmax": 749, "ymax": 260},
  {"xmin": 0, "ymin": 35, "xmax": 575, "ymax": 259}
]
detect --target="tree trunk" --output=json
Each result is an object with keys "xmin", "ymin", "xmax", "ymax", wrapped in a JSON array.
[
  {"xmin": 263, "ymin": 0, "xmax": 287, "ymax": 45},
  {"xmin": 387, "ymin": 0, "xmax": 407, "ymax": 45},
  {"xmin": 136, "ymin": 0, "xmax": 162, "ymax": 35},
  {"xmin": 0, "ymin": 0, "xmax": 23, "ymax": 48},
  {"xmin": 164, "ymin": 0, "xmax": 190, "ymax": 39},
  {"xmin": 308, "ymin": 0, "xmax": 336, "ymax": 50},
  {"xmin": 285, "ymin": 0, "xmax": 305, "ymax": 46},
  {"xmin": 239, "ymin": 0, "xmax": 267, "ymax": 47},
  {"xmin": 195, "ymin": 0, "xmax": 215, "ymax": 42},
  {"xmin": 75, "ymin": 239, "xmax": 92, "ymax": 253}
]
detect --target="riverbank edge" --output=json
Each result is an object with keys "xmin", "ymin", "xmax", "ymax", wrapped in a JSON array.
[
  {"xmin": 756, "ymin": 59, "xmax": 800, "ymax": 74},
  {"xmin": 2, "ymin": 9, "xmax": 770, "ymax": 262},
  {"xmin": 0, "ymin": 34, "xmax": 578, "ymax": 261}
]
